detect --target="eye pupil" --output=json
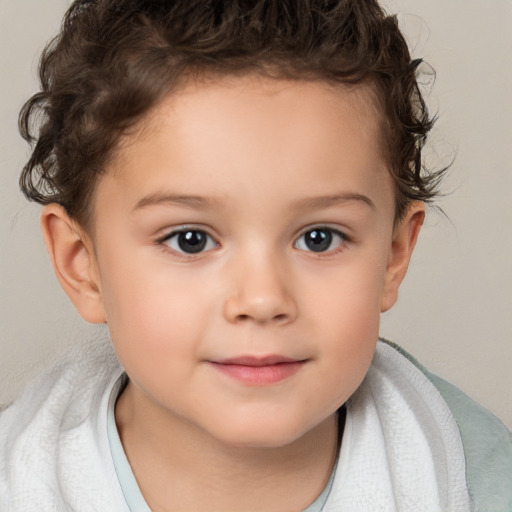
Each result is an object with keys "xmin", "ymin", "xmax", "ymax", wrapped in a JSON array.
[
  {"xmin": 305, "ymin": 229, "xmax": 332, "ymax": 252},
  {"xmin": 178, "ymin": 231, "xmax": 207, "ymax": 253}
]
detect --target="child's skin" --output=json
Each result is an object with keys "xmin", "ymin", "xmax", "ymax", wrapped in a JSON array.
[{"xmin": 41, "ymin": 76, "xmax": 423, "ymax": 511}]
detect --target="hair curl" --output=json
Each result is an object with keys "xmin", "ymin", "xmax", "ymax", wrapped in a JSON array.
[{"xmin": 19, "ymin": 0, "xmax": 440, "ymax": 228}]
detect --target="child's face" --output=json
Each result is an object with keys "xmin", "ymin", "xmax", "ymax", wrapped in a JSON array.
[{"xmin": 54, "ymin": 77, "xmax": 422, "ymax": 447}]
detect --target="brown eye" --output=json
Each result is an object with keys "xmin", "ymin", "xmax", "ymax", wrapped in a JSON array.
[
  {"xmin": 163, "ymin": 229, "xmax": 216, "ymax": 254},
  {"xmin": 295, "ymin": 228, "xmax": 345, "ymax": 253}
]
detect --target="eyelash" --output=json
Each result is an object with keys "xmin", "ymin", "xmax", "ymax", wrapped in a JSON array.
[
  {"xmin": 156, "ymin": 227, "xmax": 218, "ymax": 257},
  {"xmin": 156, "ymin": 226, "xmax": 349, "ymax": 257},
  {"xmin": 294, "ymin": 226, "xmax": 348, "ymax": 255}
]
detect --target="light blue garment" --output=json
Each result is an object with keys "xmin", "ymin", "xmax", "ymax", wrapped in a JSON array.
[
  {"xmin": 107, "ymin": 375, "xmax": 151, "ymax": 512},
  {"xmin": 383, "ymin": 340, "xmax": 512, "ymax": 512}
]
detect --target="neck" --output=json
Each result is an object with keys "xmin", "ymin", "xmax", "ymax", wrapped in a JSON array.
[{"xmin": 115, "ymin": 381, "xmax": 341, "ymax": 512}]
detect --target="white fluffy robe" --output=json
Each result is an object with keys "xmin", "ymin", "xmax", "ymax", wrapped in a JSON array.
[
  {"xmin": 0, "ymin": 340, "xmax": 472, "ymax": 511},
  {"xmin": 0, "ymin": 340, "xmax": 128, "ymax": 511},
  {"xmin": 324, "ymin": 343, "xmax": 472, "ymax": 511}
]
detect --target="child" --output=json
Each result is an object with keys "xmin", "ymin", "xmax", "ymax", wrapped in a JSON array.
[{"xmin": 1, "ymin": 0, "xmax": 511, "ymax": 510}]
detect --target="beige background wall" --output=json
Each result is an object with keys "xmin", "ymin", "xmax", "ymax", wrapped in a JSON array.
[{"xmin": 1, "ymin": 1, "xmax": 511, "ymax": 428}]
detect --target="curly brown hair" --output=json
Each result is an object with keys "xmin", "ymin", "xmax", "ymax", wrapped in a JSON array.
[{"xmin": 19, "ymin": 0, "xmax": 439, "ymax": 229}]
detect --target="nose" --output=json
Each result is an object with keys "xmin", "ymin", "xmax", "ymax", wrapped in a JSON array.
[{"xmin": 223, "ymin": 252, "xmax": 298, "ymax": 326}]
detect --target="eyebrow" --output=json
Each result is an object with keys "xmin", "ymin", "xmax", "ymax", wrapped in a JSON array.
[
  {"xmin": 133, "ymin": 193, "xmax": 219, "ymax": 211},
  {"xmin": 293, "ymin": 193, "xmax": 375, "ymax": 211},
  {"xmin": 132, "ymin": 191, "xmax": 375, "ymax": 212}
]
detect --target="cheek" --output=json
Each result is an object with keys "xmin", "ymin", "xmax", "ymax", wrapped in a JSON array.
[
  {"xmin": 301, "ymin": 249, "xmax": 387, "ymax": 325},
  {"xmin": 104, "ymin": 283, "xmax": 203, "ymax": 398},
  {"xmin": 106, "ymin": 278, "xmax": 208, "ymax": 346},
  {"xmin": 97, "ymin": 252, "xmax": 205, "ymax": 355},
  {"xmin": 300, "ymin": 252, "xmax": 387, "ymax": 390}
]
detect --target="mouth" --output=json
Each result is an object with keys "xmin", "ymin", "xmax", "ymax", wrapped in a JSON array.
[{"xmin": 208, "ymin": 355, "xmax": 308, "ymax": 385}]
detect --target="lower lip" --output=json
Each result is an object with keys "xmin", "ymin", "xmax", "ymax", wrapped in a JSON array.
[{"xmin": 209, "ymin": 361, "xmax": 306, "ymax": 385}]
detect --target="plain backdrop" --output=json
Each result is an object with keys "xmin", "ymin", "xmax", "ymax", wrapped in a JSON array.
[{"xmin": 1, "ymin": 1, "xmax": 511, "ymax": 429}]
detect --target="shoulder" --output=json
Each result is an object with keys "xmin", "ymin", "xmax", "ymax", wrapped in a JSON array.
[
  {"xmin": 0, "ymin": 338, "xmax": 121, "ymax": 435},
  {"xmin": 0, "ymin": 338, "xmax": 126, "ymax": 511},
  {"xmin": 381, "ymin": 339, "xmax": 512, "ymax": 512}
]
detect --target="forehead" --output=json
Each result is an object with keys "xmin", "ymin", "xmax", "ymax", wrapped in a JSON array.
[
  {"xmin": 139, "ymin": 75, "xmax": 386, "ymax": 160},
  {"xmin": 98, "ymin": 76, "xmax": 393, "ymax": 221}
]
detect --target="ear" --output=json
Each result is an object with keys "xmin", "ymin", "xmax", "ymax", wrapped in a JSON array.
[
  {"xmin": 41, "ymin": 204, "xmax": 106, "ymax": 324},
  {"xmin": 380, "ymin": 202, "xmax": 425, "ymax": 312}
]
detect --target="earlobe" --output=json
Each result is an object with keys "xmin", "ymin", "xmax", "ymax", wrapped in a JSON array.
[
  {"xmin": 41, "ymin": 204, "xmax": 106, "ymax": 324},
  {"xmin": 380, "ymin": 202, "xmax": 425, "ymax": 313}
]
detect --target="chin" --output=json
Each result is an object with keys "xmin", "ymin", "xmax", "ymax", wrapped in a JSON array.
[{"xmin": 207, "ymin": 416, "xmax": 316, "ymax": 450}]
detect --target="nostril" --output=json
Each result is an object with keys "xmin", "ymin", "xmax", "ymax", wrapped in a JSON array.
[{"xmin": 234, "ymin": 313, "xmax": 288, "ymax": 324}]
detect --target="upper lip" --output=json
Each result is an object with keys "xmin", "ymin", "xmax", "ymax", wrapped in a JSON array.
[{"xmin": 212, "ymin": 355, "xmax": 306, "ymax": 366}]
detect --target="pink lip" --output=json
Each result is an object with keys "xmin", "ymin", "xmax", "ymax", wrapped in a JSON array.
[{"xmin": 208, "ymin": 355, "xmax": 307, "ymax": 385}]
